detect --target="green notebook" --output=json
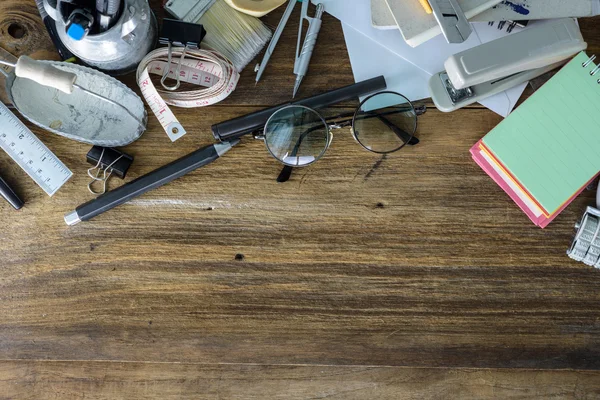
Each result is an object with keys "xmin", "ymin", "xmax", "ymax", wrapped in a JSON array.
[{"xmin": 483, "ymin": 52, "xmax": 600, "ymax": 215}]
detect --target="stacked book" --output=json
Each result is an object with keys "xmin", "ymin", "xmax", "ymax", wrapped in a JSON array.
[{"xmin": 470, "ymin": 52, "xmax": 600, "ymax": 228}]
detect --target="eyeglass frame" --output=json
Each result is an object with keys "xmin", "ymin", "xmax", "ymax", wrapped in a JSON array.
[
  {"xmin": 255, "ymin": 91, "xmax": 426, "ymax": 181},
  {"xmin": 260, "ymin": 91, "xmax": 425, "ymax": 158}
]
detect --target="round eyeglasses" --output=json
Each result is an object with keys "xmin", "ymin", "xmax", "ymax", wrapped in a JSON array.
[{"xmin": 262, "ymin": 91, "xmax": 425, "ymax": 181}]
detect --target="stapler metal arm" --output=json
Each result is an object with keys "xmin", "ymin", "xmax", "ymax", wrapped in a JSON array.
[{"xmin": 429, "ymin": 18, "xmax": 588, "ymax": 112}]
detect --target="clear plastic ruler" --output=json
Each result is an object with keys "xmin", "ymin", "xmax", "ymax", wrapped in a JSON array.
[
  {"xmin": 0, "ymin": 102, "xmax": 72, "ymax": 196},
  {"xmin": 137, "ymin": 53, "xmax": 239, "ymax": 142}
]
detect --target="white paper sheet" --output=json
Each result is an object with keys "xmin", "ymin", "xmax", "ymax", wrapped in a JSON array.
[
  {"xmin": 342, "ymin": 23, "xmax": 431, "ymax": 103},
  {"xmin": 315, "ymin": 0, "xmax": 528, "ymax": 116}
]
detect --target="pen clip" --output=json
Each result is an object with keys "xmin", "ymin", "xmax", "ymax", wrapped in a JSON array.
[{"xmin": 294, "ymin": 0, "xmax": 324, "ymax": 72}]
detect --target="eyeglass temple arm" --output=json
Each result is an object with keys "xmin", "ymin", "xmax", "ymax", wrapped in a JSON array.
[
  {"xmin": 278, "ymin": 105, "xmax": 426, "ymax": 183},
  {"xmin": 277, "ymin": 123, "xmax": 325, "ymax": 183},
  {"xmin": 277, "ymin": 114, "xmax": 413, "ymax": 183},
  {"xmin": 371, "ymin": 113, "xmax": 420, "ymax": 145},
  {"xmin": 277, "ymin": 165, "xmax": 294, "ymax": 183},
  {"xmin": 323, "ymin": 107, "xmax": 411, "ymax": 126},
  {"xmin": 329, "ymin": 106, "xmax": 425, "ymax": 145},
  {"xmin": 358, "ymin": 106, "xmax": 425, "ymax": 145},
  {"xmin": 324, "ymin": 103, "xmax": 423, "ymax": 122}
]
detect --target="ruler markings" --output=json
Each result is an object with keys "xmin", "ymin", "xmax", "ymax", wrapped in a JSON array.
[{"xmin": 0, "ymin": 102, "xmax": 72, "ymax": 196}]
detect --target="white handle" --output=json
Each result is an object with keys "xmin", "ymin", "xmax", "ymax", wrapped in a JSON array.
[{"xmin": 15, "ymin": 56, "xmax": 77, "ymax": 94}]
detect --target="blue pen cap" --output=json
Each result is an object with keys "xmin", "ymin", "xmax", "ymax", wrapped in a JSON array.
[{"xmin": 67, "ymin": 23, "xmax": 86, "ymax": 41}]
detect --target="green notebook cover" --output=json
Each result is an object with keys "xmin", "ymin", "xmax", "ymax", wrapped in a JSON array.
[{"xmin": 482, "ymin": 52, "xmax": 600, "ymax": 214}]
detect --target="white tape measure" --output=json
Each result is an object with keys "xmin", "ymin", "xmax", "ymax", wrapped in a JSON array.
[
  {"xmin": 137, "ymin": 48, "xmax": 239, "ymax": 142},
  {"xmin": 0, "ymin": 102, "xmax": 72, "ymax": 196}
]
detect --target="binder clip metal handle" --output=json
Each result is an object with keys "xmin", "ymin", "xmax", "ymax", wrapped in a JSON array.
[
  {"xmin": 86, "ymin": 146, "xmax": 133, "ymax": 196},
  {"xmin": 158, "ymin": 19, "xmax": 207, "ymax": 91}
]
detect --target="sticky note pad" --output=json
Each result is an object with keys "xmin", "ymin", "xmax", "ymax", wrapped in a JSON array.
[{"xmin": 482, "ymin": 52, "xmax": 600, "ymax": 215}]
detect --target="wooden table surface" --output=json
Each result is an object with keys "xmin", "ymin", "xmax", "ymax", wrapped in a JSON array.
[{"xmin": 1, "ymin": 1, "xmax": 600, "ymax": 398}]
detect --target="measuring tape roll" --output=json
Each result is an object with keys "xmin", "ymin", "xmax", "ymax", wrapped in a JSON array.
[{"xmin": 136, "ymin": 48, "xmax": 240, "ymax": 141}]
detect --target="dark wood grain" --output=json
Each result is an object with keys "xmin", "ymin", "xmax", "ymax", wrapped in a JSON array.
[
  {"xmin": 1, "ymin": 361, "xmax": 600, "ymax": 400},
  {"xmin": 1, "ymin": 0, "xmax": 600, "ymax": 397}
]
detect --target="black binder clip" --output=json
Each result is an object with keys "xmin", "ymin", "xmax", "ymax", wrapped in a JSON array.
[
  {"xmin": 159, "ymin": 19, "xmax": 207, "ymax": 91},
  {"xmin": 86, "ymin": 146, "xmax": 133, "ymax": 195}
]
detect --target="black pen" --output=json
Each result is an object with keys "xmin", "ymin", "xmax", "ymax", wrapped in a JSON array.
[
  {"xmin": 0, "ymin": 175, "xmax": 24, "ymax": 210},
  {"xmin": 64, "ymin": 140, "xmax": 238, "ymax": 225}
]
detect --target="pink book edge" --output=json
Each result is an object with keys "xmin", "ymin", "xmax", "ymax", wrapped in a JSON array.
[
  {"xmin": 470, "ymin": 141, "xmax": 549, "ymax": 228},
  {"xmin": 470, "ymin": 140, "xmax": 599, "ymax": 228}
]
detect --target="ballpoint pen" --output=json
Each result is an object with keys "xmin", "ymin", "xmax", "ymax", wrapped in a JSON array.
[
  {"xmin": 0, "ymin": 175, "xmax": 24, "ymax": 210},
  {"xmin": 64, "ymin": 140, "xmax": 238, "ymax": 225},
  {"xmin": 293, "ymin": 0, "xmax": 324, "ymax": 98}
]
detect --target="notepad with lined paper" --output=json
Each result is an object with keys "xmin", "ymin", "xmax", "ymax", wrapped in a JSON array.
[{"xmin": 471, "ymin": 51, "xmax": 600, "ymax": 227}]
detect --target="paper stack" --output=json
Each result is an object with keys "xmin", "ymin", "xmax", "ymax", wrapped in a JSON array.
[
  {"xmin": 372, "ymin": 0, "xmax": 600, "ymax": 30},
  {"xmin": 382, "ymin": 0, "xmax": 503, "ymax": 47},
  {"xmin": 314, "ymin": 0, "xmax": 528, "ymax": 117}
]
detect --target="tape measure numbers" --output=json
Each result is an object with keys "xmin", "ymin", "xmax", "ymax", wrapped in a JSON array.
[
  {"xmin": 137, "ymin": 48, "xmax": 239, "ymax": 141},
  {"xmin": 138, "ymin": 72, "xmax": 186, "ymax": 141},
  {"xmin": 0, "ymin": 102, "xmax": 72, "ymax": 196}
]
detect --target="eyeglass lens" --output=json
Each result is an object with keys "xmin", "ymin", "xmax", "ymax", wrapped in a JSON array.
[
  {"xmin": 264, "ymin": 106, "xmax": 330, "ymax": 167},
  {"xmin": 352, "ymin": 92, "xmax": 417, "ymax": 153}
]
